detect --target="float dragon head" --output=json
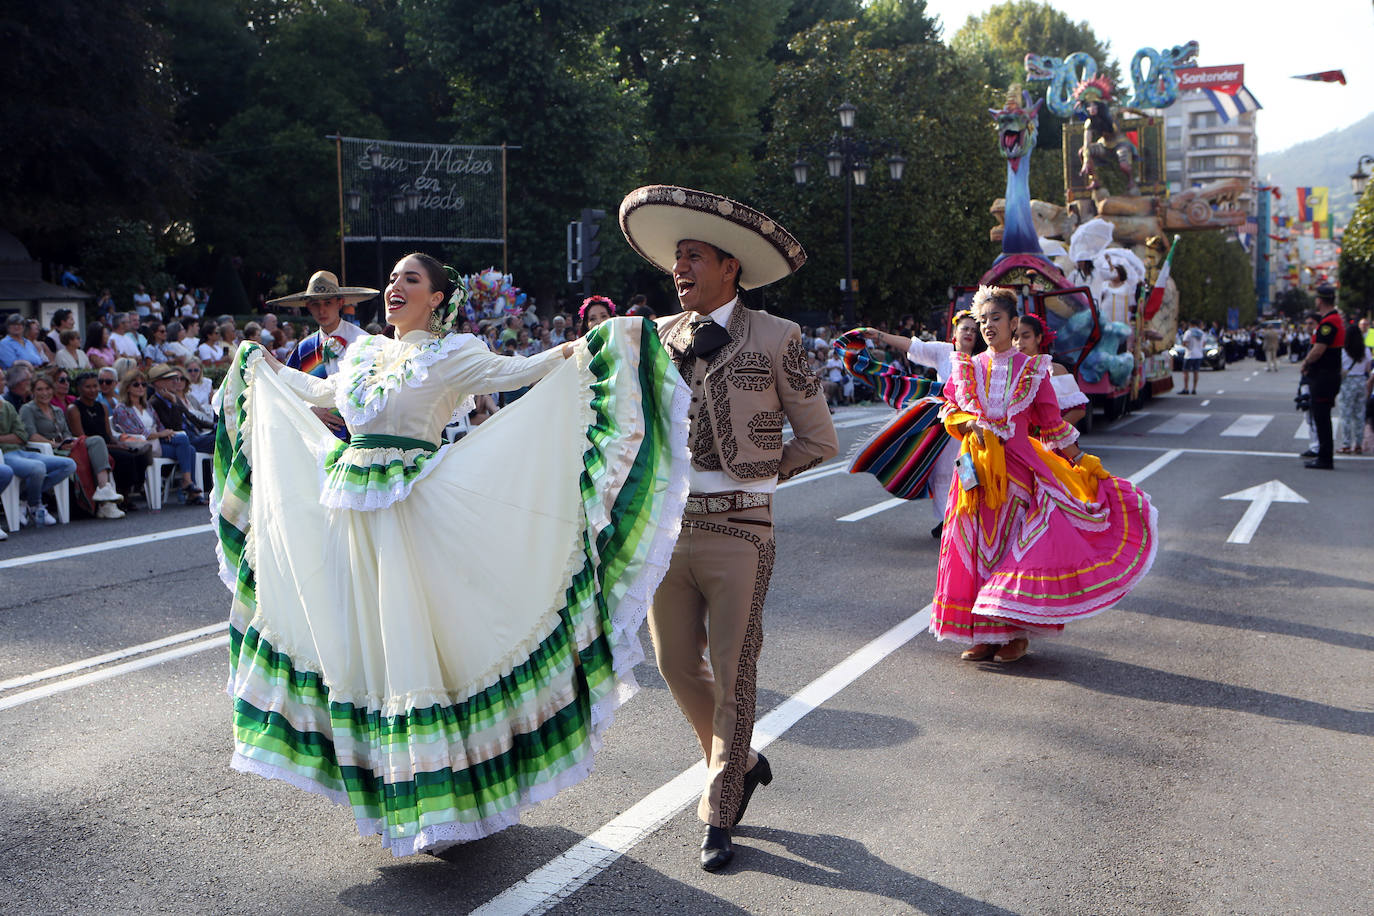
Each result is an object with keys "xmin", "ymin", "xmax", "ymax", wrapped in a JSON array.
[
  {"xmin": 1023, "ymin": 53, "xmax": 1061, "ymax": 83},
  {"xmin": 989, "ymin": 88, "xmax": 1042, "ymax": 161},
  {"xmin": 1071, "ymin": 75, "xmax": 1116, "ymax": 120}
]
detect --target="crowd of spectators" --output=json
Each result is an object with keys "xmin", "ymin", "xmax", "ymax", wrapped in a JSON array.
[{"xmin": 0, "ymin": 282, "xmax": 249, "ymax": 534}]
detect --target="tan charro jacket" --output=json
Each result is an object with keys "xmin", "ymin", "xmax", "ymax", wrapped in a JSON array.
[{"xmin": 657, "ymin": 304, "xmax": 838, "ymax": 485}]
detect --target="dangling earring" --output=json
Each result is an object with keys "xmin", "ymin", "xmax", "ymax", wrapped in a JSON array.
[{"xmin": 427, "ymin": 308, "xmax": 444, "ymax": 335}]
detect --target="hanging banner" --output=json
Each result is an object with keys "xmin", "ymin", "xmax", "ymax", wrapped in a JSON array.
[
  {"xmin": 1176, "ymin": 65, "xmax": 1244, "ymax": 95},
  {"xmin": 338, "ymin": 136, "xmax": 504, "ymax": 244}
]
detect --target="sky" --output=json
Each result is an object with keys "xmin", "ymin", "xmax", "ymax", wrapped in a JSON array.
[{"xmin": 922, "ymin": 0, "xmax": 1374, "ymax": 155}]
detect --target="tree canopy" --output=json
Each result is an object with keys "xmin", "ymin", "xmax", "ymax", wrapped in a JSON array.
[{"xmin": 3, "ymin": 0, "xmax": 1270, "ymax": 326}]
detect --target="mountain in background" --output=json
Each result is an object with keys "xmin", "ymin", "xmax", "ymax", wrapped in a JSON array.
[{"xmin": 1257, "ymin": 112, "xmax": 1374, "ymax": 225}]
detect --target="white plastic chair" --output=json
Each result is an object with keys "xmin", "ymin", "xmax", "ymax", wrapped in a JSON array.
[
  {"xmin": 147, "ymin": 451, "xmax": 210, "ymax": 510},
  {"xmin": 0, "ymin": 463, "xmax": 20, "ymax": 532},
  {"xmin": 24, "ymin": 442, "xmax": 70, "ymax": 524}
]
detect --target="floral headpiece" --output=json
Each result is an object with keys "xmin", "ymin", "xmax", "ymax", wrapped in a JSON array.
[
  {"xmin": 1017, "ymin": 312, "xmax": 1056, "ymax": 350},
  {"xmin": 427, "ymin": 266, "xmax": 470, "ymax": 336},
  {"xmin": 579, "ymin": 295, "xmax": 617, "ymax": 322}
]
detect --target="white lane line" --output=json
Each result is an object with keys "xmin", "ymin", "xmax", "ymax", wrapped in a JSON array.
[
  {"xmin": 784, "ymin": 414, "xmax": 888, "ymax": 438},
  {"xmin": 0, "ymin": 523, "xmax": 214, "ymax": 570},
  {"xmin": 0, "ymin": 460, "xmax": 850, "ymax": 706},
  {"xmin": 1294, "ymin": 420, "xmax": 1309, "ymax": 440},
  {"xmin": 837, "ymin": 498, "xmax": 906, "ymax": 522},
  {"xmin": 1149, "ymin": 413, "xmax": 1209, "ymax": 435},
  {"xmin": 471, "ymin": 606, "xmax": 934, "ymax": 916},
  {"xmin": 0, "ymin": 622, "xmax": 224, "ymax": 693},
  {"xmin": 1220, "ymin": 414, "xmax": 1274, "ymax": 438},
  {"xmin": 1093, "ymin": 443, "xmax": 1365, "ymax": 460},
  {"xmin": 776, "ymin": 461, "xmax": 847, "ymax": 491},
  {"xmin": 1126, "ymin": 449, "xmax": 1181, "ymax": 485},
  {"xmin": 0, "ymin": 636, "xmax": 228, "ymax": 713}
]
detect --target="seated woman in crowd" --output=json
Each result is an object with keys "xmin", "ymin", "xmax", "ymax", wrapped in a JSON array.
[
  {"xmin": 20, "ymin": 375, "xmax": 125, "ymax": 518},
  {"xmin": 0, "ymin": 393, "xmax": 76, "ymax": 528},
  {"xmin": 55, "ymin": 330, "xmax": 91, "ymax": 371},
  {"xmin": 68, "ymin": 372, "xmax": 153, "ymax": 507},
  {"xmin": 85, "ymin": 324, "xmax": 116, "ymax": 370},
  {"xmin": 109, "ymin": 368, "xmax": 205, "ymax": 504},
  {"xmin": 142, "ymin": 322, "xmax": 173, "ymax": 363},
  {"xmin": 47, "ymin": 368, "xmax": 76, "ymax": 410},
  {"xmin": 24, "ymin": 319, "xmax": 56, "ymax": 365},
  {"xmin": 163, "ymin": 321, "xmax": 193, "ymax": 363},
  {"xmin": 183, "ymin": 356, "xmax": 214, "ymax": 407},
  {"xmin": 196, "ymin": 324, "xmax": 227, "ymax": 365}
]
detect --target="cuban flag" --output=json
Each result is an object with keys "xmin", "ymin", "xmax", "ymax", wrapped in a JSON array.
[{"xmin": 1202, "ymin": 85, "xmax": 1261, "ymax": 123}]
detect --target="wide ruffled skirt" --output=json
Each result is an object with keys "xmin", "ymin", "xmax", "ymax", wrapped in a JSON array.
[
  {"xmin": 930, "ymin": 438, "xmax": 1157, "ymax": 645},
  {"xmin": 211, "ymin": 320, "xmax": 689, "ymax": 855}
]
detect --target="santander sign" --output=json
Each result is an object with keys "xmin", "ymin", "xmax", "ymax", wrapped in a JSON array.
[{"xmin": 1176, "ymin": 65, "xmax": 1244, "ymax": 95}]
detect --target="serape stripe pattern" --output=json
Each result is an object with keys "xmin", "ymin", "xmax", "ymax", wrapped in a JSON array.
[{"xmin": 833, "ymin": 329, "xmax": 953, "ymax": 499}]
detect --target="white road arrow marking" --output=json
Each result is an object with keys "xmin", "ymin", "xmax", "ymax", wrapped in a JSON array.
[{"xmin": 1220, "ymin": 480, "xmax": 1308, "ymax": 544}]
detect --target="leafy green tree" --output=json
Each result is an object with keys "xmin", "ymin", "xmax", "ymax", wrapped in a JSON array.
[
  {"xmin": 1273, "ymin": 286, "xmax": 1313, "ymax": 320},
  {"xmin": 760, "ymin": 9, "xmax": 1002, "ymax": 325},
  {"xmin": 614, "ymin": 0, "xmax": 789, "ymax": 199},
  {"xmin": 409, "ymin": 1, "xmax": 650, "ymax": 306},
  {"xmin": 79, "ymin": 220, "xmax": 168, "ymax": 307},
  {"xmin": 1172, "ymin": 230, "xmax": 1257, "ymax": 326},
  {"xmin": 1337, "ymin": 185, "xmax": 1374, "ymax": 316},
  {"xmin": 0, "ymin": 0, "xmax": 196, "ymax": 254}
]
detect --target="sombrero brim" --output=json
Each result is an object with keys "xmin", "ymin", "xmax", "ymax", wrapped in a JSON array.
[
  {"xmin": 619, "ymin": 186, "xmax": 805, "ymax": 291},
  {"xmin": 267, "ymin": 287, "xmax": 378, "ymax": 306}
]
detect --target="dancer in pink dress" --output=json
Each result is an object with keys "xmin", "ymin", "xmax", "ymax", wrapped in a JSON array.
[{"xmin": 932, "ymin": 287, "xmax": 1157, "ymax": 662}]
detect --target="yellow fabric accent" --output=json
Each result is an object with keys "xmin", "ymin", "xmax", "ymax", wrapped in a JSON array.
[
  {"xmin": 1030, "ymin": 440, "xmax": 1109, "ymax": 502},
  {"xmin": 944, "ymin": 409, "xmax": 1008, "ymax": 513}
]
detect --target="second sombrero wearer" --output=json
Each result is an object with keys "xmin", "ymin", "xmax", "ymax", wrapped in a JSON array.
[
  {"xmin": 619, "ymin": 185, "xmax": 838, "ymax": 873},
  {"xmin": 269, "ymin": 270, "xmax": 376, "ymax": 437}
]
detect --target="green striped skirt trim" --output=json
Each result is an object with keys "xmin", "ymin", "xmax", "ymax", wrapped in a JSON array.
[{"xmin": 211, "ymin": 320, "xmax": 689, "ymax": 856}]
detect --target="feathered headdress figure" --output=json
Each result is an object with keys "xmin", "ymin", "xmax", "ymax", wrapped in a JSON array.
[{"xmin": 1072, "ymin": 75, "xmax": 1116, "ymax": 106}]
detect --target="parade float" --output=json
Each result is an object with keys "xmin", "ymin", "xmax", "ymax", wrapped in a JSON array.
[{"xmin": 961, "ymin": 41, "xmax": 1250, "ymax": 424}]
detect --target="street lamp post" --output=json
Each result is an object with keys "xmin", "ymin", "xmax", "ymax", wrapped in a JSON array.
[
  {"xmin": 1350, "ymin": 155, "xmax": 1374, "ymax": 200},
  {"xmin": 792, "ymin": 102, "xmax": 905, "ymax": 326},
  {"xmin": 344, "ymin": 144, "xmax": 420, "ymax": 324}
]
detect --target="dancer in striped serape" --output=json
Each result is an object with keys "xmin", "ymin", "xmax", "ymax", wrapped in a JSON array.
[
  {"xmin": 275, "ymin": 271, "xmax": 375, "ymax": 440},
  {"xmin": 839, "ymin": 309, "xmax": 983, "ymax": 538}
]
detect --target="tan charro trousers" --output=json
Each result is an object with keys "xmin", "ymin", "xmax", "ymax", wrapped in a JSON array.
[{"xmin": 649, "ymin": 501, "xmax": 775, "ymax": 827}]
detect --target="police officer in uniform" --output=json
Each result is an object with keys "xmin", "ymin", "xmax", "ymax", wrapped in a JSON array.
[{"xmin": 1299, "ymin": 284, "xmax": 1344, "ymax": 469}]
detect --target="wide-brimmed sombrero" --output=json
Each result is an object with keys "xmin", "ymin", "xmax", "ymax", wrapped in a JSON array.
[
  {"xmin": 267, "ymin": 270, "xmax": 378, "ymax": 306},
  {"xmin": 619, "ymin": 186, "xmax": 805, "ymax": 290}
]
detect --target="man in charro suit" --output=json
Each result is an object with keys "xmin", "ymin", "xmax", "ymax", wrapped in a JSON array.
[{"xmin": 619, "ymin": 186, "xmax": 838, "ymax": 871}]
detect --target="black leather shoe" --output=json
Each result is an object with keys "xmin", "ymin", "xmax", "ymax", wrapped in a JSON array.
[
  {"xmin": 732, "ymin": 753, "xmax": 773, "ymax": 827},
  {"xmin": 1304, "ymin": 459, "xmax": 1334, "ymax": 469},
  {"xmin": 1299, "ymin": 449, "xmax": 1318, "ymax": 458},
  {"xmin": 700, "ymin": 825, "xmax": 733, "ymax": 871},
  {"xmin": 930, "ymin": 521, "xmax": 944, "ymax": 539}
]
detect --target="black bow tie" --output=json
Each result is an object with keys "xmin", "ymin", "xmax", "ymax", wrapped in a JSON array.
[{"xmin": 686, "ymin": 318, "xmax": 731, "ymax": 362}]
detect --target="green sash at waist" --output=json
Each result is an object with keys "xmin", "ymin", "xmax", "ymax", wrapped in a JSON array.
[{"xmin": 347, "ymin": 434, "xmax": 439, "ymax": 453}]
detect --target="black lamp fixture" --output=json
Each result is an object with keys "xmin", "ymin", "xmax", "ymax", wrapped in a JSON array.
[
  {"xmin": 1351, "ymin": 155, "xmax": 1373, "ymax": 199},
  {"xmin": 344, "ymin": 143, "xmax": 422, "ymax": 323},
  {"xmin": 790, "ymin": 102, "xmax": 904, "ymax": 325}
]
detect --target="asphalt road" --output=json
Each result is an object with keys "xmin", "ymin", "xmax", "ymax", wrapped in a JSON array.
[{"xmin": 1, "ymin": 357, "xmax": 1370, "ymax": 916}]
